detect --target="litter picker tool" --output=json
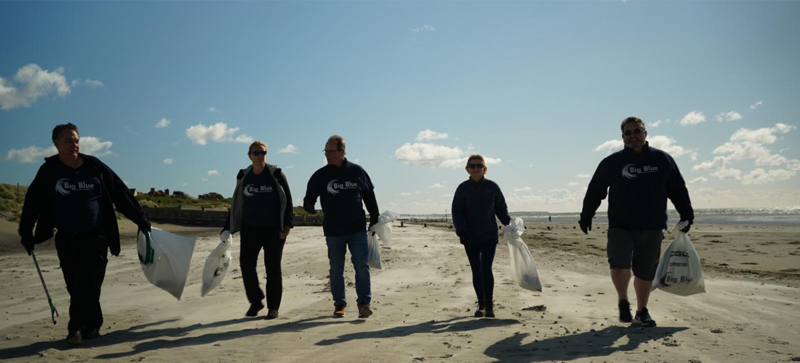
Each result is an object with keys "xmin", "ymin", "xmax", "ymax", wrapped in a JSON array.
[{"xmin": 31, "ymin": 251, "xmax": 59, "ymax": 325}]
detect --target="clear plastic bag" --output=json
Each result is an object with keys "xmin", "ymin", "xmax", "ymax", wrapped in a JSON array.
[
  {"xmin": 502, "ymin": 218, "xmax": 543, "ymax": 292},
  {"xmin": 652, "ymin": 221, "xmax": 706, "ymax": 296},
  {"xmin": 201, "ymin": 234, "xmax": 233, "ymax": 297},
  {"xmin": 137, "ymin": 228, "xmax": 196, "ymax": 300},
  {"xmin": 367, "ymin": 232, "xmax": 382, "ymax": 269},
  {"xmin": 369, "ymin": 210, "xmax": 400, "ymax": 245}
]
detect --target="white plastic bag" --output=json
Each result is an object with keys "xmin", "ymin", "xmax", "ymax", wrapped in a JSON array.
[
  {"xmin": 502, "ymin": 218, "xmax": 543, "ymax": 292},
  {"xmin": 652, "ymin": 221, "xmax": 706, "ymax": 296},
  {"xmin": 367, "ymin": 232, "xmax": 382, "ymax": 269},
  {"xmin": 201, "ymin": 235, "xmax": 233, "ymax": 297},
  {"xmin": 369, "ymin": 210, "xmax": 400, "ymax": 245},
  {"xmin": 137, "ymin": 228, "xmax": 196, "ymax": 300}
]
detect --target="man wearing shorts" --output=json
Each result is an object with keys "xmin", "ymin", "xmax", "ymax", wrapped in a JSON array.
[{"xmin": 579, "ymin": 117, "xmax": 694, "ymax": 327}]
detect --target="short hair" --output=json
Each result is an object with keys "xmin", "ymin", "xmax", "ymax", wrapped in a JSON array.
[
  {"xmin": 52, "ymin": 123, "xmax": 79, "ymax": 142},
  {"xmin": 327, "ymin": 135, "xmax": 346, "ymax": 151},
  {"xmin": 620, "ymin": 117, "xmax": 645, "ymax": 132},
  {"xmin": 248, "ymin": 140, "xmax": 267, "ymax": 154},
  {"xmin": 466, "ymin": 154, "xmax": 486, "ymax": 167}
]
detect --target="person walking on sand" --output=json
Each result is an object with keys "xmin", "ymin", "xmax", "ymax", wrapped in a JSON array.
[
  {"xmin": 18, "ymin": 123, "xmax": 152, "ymax": 346},
  {"xmin": 303, "ymin": 135, "xmax": 380, "ymax": 319},
  {"xmin": 451, "ymin": 154, "xmax": 511, "ymax": 318},
  {"xmin": 579, "ymin": 117, "xmax": 694, "ymax": 327},
  {"xmin": 221, "ymin": 141, "xmax": 294, "ymax": 319}
]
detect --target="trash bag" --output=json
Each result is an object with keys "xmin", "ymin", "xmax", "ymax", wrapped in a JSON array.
[
  {"xmin": 370, "ymin": 210, "xmax": 400, "ymax": 245},
  {"xmin": 137, "ymin": 228, "xmax": 196, "ymax": 300},
  {"xmin": 652, "ymin": 221, "xmax": 706, "ymax": 296},
  {"xmin": 201, "ymin": 235, "xmax": 233, "ymax": 297},
  {"xmin": 367, "ymin": 232, "xmax": 382, "ymax": 269},
  {"xmin": 502, "ymin": 218, "xmax": 543, "ymax": 292}
]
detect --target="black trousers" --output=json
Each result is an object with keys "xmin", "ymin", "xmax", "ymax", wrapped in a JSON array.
[
  {"xmin": 55, "ymin": 231, "xmax": 108, "ymax": 333},
  {"xmin": 239, "ymin": 223, "xmax": 285, "ymax": 310},
  {"xmin": 464, "ymin": 241, "xmax": 497, "ymax": 302}
]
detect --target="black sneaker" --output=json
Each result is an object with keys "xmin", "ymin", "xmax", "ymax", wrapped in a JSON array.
[
  {"xmin": 81, "ymin": 328, "xmax": 100, "ymax": 340},
  {"xmin": 618, "ymin": 299, "xmax": 633, "ymax": 323},
  {"xmin": 474, "ymin": 301, "xmax": 485, "ymax": 318},
  {"xmin": 266, "ymin": 309, "xmax": 279, "ymax": 320},
  {"xmin": 246, "ymin": 302, "xmax": 264, "ymax": 317},
  {"xmin": 66, "ymin": 331, "xmax": 82, "ymax": 346},
  {"xmin": 484, "ymin": 300, "xmax": 495, "ymax": 318},
  {"xmin": 634, "ymin": 307, "xmax": 657, "ymax": 327}
]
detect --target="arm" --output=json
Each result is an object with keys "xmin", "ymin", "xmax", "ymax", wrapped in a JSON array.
[
  {"xmin": 303, "ymin": 173, "xmax": 319, "ymax": 214},
  {"xmin": 579, "ymin": 159, "xmax": 610, "ymax": 234},
  {"xmin": 451, "ymin": 186, "xmax": 467, "ymax": 237},
  {"xmin": 19, "ymin": 165, "xmax": 49, "ymax": 253},
  {"xmin": 494, "ymin": 185, "xmax": 511, "ymax": 226},
  {"xmin": 666, "ymin": 157, "xmax": 694, "ymax": 227},
  {"xmin": 363, "ymin": 190, "xmax": 379, "ymax": 228},
  {"xmin": 277, "ymin": 170, "xmax": 295, "ymax": 229}
]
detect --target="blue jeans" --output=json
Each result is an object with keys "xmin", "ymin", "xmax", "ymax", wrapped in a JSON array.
[{"xmin": 326, "ymin": 231, "xmax": 371, "ymax": 306}]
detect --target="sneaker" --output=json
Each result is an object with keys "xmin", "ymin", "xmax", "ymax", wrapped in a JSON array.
[
  {"xmin": 357, "ymin": 304, "xmax": 373, "ymax": 319},
  {"xmin": 246, "ymin": 302, "xmax": 265, "ymax": 317},
  {"xmin": 266, "ymin": 309, "xmax": 279, "ymax": 320},
  {"xmin": 81, "ymin": 328, "xmax": 100, "ymax": 340},
  {"xmin": 66, "ymin": 331, "xmax": 82, "ymax": 346},
  {"xmin": 484, "ymin": 300, "xmax": 495, "ymax": 318},
  {"xmin": 618, "ymin": 299, "xmax": 633, "ymax": 323},
  {"xmin": 634, "ymin": 307, "xmax": 657, "ymax": 327},
  {"xmin": 474, "ymin": 301, "xmax": 485, "ymax": 318},
  {"xmin": 333, "ymin": 304, "xmax": 346, "ymax": 317}
]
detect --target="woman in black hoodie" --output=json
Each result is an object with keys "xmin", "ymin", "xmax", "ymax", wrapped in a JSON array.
[{"xmin": 451, "ymin": 154, "xmax": 511, "ymax": 318}]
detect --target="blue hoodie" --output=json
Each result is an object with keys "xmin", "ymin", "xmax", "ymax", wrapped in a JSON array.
[
  {"xmin": 452, "ymin": 177, "xmax": 511, "ymax": 244},
  {"xmin": 580, "ymin": 142, "xmax": 694, "ymax": 230}
]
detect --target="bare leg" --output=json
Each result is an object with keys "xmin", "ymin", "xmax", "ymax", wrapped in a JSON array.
[
  {"xmin": 610, "ymin": 268, "xmax": 630, "ymax": 301},
  {"xmin": 633, "ymin": 277, "xmax": 652, "ymax": 311}
]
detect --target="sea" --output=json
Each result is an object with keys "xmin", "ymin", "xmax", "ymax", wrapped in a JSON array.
[{"xmin": 401, "ymin": 207, "xmax": 800, "ymax": 227}]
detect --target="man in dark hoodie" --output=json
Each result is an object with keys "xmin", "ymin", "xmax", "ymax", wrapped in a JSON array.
[
  {"xmin": 19, "ymin": 123, "xmax": 151, "ymax": 346},
  {"xmin": 304, "ymin": 135, "xmax": 380, "ymax": 319},
  {"xmin": 580, "ymin": 117, "xmax": 694, "ymax": 328}
]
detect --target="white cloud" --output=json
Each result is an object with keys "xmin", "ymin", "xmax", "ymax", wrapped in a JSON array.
[
  {"xmin": 412, "ymin": 25, "xmax": 437, "ymax": 33},
  {"xmin": 284, "ymin": 165, "xmax": 294, "ymax": 169},
  {"xmin": 467, "ymin": 143, "xmax": 475, "ymax": 150},
  {"xmin": 84, "ymin": 79, "xmax": 104, "ymax": 88},
  {"xmin": 716, "ymin": 111, "xmax": 742, "ymax": 122},
  {"xmin": 207, "ymin": 170, "xmax": 219, "ymax": 176},
  {"xmin": 593, "ymin": 140, "xmax": 624, "ymax": 154},
  {"xmin": 680, "ymin": 111, "xmax": 706, "ymax": 126},
  {"xmin": 0, "ymin": 64, "xmax": 71, "ymax": 110},
  {"xmin": 693, "ymin": 156, "xmax": 728, "ymax": 171},
  {"xmin": 163, "ymin": 158, "xmax": 173, "ymax": 165},
  {"xmin": 567, "ymin": 182, "xmax": 579, "ymax": 187},
  {"xmin": 576, "ymin": 173, "xmax": 591, "ymax": 179},
  {"xmin": 428, "ymin": 183, "xmax": 443, "ymax": 188},
  {"xmin": 712, "ymin": 166, "xmax": 742, "ymax": 180},
  {"xmin": 234, "ymin": 134, "xmax": 253, "ymax": 144},
  {"xmin": 5, "ymin": 145, "xmax": 56, "ymax": 163},
  {"xmin": 397, "ymin": 192, "xmax": 412, "ymax": 196},
  {"xmin": 201, "ymin": 178, "xmax": 209, "ymax": 182},
  {"xmin": 441, "ymin": 193, "xmax": 453, "ymax": 198},
  {"xmin": 730, "ymin": 123, "xmax": 795, "ymax": 145},
  {"xmin": 650, "ymin": 120, "xmax": 662, "ymax": 128},
  {"xmin": 156, "ymin": 118, "xmax": 171, "ymax": 128},
  {"xmin": 279, "ymin": 144, "xmax": 298, "ymax": 154},
  {"xmin": 186, "ymin": 122, "xmax": 243, "ymax": 145},
  {"xmin": 5, "ymin": 135, "xmax": 112, "ymax": 163},
  {"xmin": 648, "ymin": 135, "xmax": 689, "ymax": 157},
  {"xmin": 182, "ymin": 183, "xmax": 189, "ymax": 186},
  {"xmin": 415, "ymin": 129, "xmax": 449, "ymax": 141},
  {"xmin": 691, "ymin": 153, "xmax": 698, "ymax": 162},
  {"xmin": 395, "ymin": 142, "xmax": 501, "ymax": 168},
  {"xmin": 689, "ymin": 177, "xmax": 708, "ymax": 184},
  {"xmin": 750, "ymin": 100, "xmax": 763, "ymax": 110},
  {"xmin": 514, "ymin": 186, "xmax": 531, "ymax": 192},
  {"xmin": 208, "ymin": 107, "xmax": 221, "ymax": 113},
  {"xmin": 741, "ymin": 168, "xmax": 795, "ymax": 185}
]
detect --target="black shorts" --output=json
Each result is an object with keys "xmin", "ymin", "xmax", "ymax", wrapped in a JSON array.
[{"xmin": 607, "ymin": 228, "xmax": 664, "ymax": 281}]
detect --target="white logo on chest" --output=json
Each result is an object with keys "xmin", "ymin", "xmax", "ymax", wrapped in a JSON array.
[
  {"xmin": 622, "ymin": 164, "xmax": 659, "ymax": 179},
  {"xmin": 327, "ymin": 179, "xmax": 359, "ymax": 195}
]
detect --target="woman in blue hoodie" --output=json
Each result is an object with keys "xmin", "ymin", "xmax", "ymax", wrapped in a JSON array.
[{"xmin": 452, "ymin": 154, "xmax": 511, "ymax": 318}]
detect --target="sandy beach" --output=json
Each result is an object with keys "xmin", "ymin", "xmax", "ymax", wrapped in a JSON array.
[{"xmin": 1, "ymin": 220, "xmax": 799, "ymax": 362}]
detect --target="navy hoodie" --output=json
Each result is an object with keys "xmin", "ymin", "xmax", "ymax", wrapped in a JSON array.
[
  {"xmin": 580, "ymin": 142, "xmax": 694, "ymax": 230},
  {"xmin": 452, "ymin": 177, "xmax": 512, "ymax": 244},
  {"xmin": 303, "ymin": 159, "xmax": 376, "ymax": 237}
]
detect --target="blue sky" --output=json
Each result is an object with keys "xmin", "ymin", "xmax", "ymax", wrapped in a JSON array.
[{"xmin": 2, "ymin": 1, "xmax": 799, "ymax": 214}]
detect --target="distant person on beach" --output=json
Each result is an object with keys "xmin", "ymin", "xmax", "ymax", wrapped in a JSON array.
[
  {"xmin": 18, "ymin": 123, "xmax": 151, "ymax": 346},
  {"xmin": 451, "ymin": 154, "xmax": 511, "ymax": 318},
  {"xmin": 221, "ymin": 141, "xmax": 294, "ymax": 319},
  {"xmin": 303, "ymin": 135, "xmax": 380, "ymax": 318},
  {"xmin": 579, "ymin": 117, "xmax": 694, "ymax": 327}
]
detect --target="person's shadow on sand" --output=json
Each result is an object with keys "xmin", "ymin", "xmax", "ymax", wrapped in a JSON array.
[
  {"xmin": 484, "ymin": 325, "xmax": 688, "ymax": 362},
  {"xmin": 316, "ymin": 317, "xmax": 520, "ymax": 346}
]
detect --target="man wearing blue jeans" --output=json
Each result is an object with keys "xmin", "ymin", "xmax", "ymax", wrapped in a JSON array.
[{"xmin": 304, "ymin": 135, "xmax": 380, "ymax": 318}]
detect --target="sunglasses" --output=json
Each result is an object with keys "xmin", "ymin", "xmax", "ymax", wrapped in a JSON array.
[
  {"xmin": 251, "ymin": 150, "xmax": 267, "ymax": 156},
  {"xmin": 623, "ymin": 128, "xmax": 644, "ymax": 136},
  {"xmin": 467, "ymin": 163, "xmax": 485, "ymax": 169},
  {"xmin": 323, "ymin": 149, "xmax": 342, "ymax": 154}
]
